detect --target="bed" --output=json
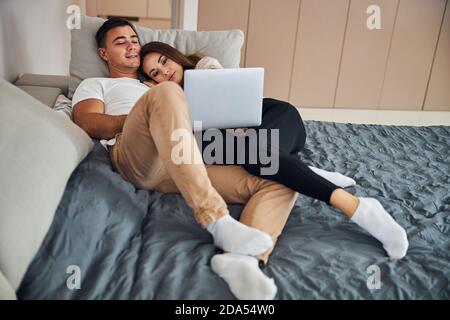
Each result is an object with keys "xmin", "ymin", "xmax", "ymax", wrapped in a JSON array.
[
  {"xmin": 1, "ymin": 13, "xmax": 448, "ymax": 300},
  {"xmin": 17, "ymin": 120, "xmax": 450, "ymax": 299}
]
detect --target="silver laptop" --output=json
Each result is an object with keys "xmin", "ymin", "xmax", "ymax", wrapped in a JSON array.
[{"xmin": 184, "ymin": 68, "xmax": 264, "ymax": 131}]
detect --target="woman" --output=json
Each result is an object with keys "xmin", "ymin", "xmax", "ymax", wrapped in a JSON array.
[{"xmin": 139, "ymin": 41, "xmax": 409, "ymax": 298}]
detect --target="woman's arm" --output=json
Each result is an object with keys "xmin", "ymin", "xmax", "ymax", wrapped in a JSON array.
[{"xmin": 195, "ymin": 56, "xmax": 224, "ymax": 69}]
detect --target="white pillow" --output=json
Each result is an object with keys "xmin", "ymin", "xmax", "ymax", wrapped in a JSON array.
[
  {"xmin": 0, "ymin": 271, "xmax": 16, "ymax": 300},
  {"xmin": 0, "ymin": 80, "xmax": 94, "ymax": 292},
  {"xmin": 68, "ymin": 15, "xmax": 244, "ymax": 98}
]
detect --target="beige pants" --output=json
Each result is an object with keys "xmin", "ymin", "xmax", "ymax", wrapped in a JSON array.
[{"xmin": 110, "ymin": 82, "xmax": 298, "ymax": 263}]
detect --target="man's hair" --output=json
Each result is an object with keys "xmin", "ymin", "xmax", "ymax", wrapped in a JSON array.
[{"xmin": 95, "ymin": 17, "xmax": 138, "ymax": 48}]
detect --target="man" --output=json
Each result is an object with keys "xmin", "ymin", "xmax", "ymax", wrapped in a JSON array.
[{"xmin": 72, "ymin": 17, "xmax": 299, "ymax": 300}]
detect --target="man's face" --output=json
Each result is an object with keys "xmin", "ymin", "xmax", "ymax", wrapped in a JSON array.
[{"xmin": 98, "ymin": 25, "xmax": 141, "ymax": 72}]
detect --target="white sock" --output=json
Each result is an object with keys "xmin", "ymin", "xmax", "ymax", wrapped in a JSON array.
[
  {"xmin": 309, "ymin": 166, "xmax": 356, "ymax": 188},
  {"xmin": 207, "ymin": 215, "xmax": 273, "ymax": 256},
  {"xmin": 211, "ymin": 253, "xmax": 277, "ymax": 300},
  {"xmin": 351, "ymin": 197, "xmax": 409, "ymax": 259}
]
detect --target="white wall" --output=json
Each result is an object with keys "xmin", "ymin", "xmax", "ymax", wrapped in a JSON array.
[
  {"xmin": 0, "ymin": 0, "xmax": 83, "ymax": 82},
  {"xmin": 181, "ymin": 0, "xmax": 198, "ymax": 31},
  {"xmin": 0, "ymin": 0, "xmax": 197, "ymax": 82}
]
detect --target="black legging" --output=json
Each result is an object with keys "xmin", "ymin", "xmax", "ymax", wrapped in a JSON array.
[{"xmin": 199, "ymin": 98, "xmax": 340, "ymax": 205}]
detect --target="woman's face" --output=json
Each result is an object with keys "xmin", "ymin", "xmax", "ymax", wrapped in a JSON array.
[{"xmin": 142, "ymin": 52, "xmax": 184, "ymax": 84}]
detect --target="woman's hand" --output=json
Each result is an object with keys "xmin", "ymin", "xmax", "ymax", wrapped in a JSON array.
[
  {"xmin": 233, "ymin": 128, "xmax": 249, "ymax": 136},
  {"xmin": 144, "ymin": 80, "xmax": 158, "ymax": 88}
]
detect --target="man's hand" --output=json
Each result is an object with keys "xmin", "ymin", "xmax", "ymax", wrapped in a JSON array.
[{"xmin": 73, "ymin": 99, "xmax": 127, "ymax": 140}]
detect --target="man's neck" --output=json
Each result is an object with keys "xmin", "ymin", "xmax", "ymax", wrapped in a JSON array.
[{"xmin": 109, "ymin": 66, "xmax": 138, "ymax": 79}]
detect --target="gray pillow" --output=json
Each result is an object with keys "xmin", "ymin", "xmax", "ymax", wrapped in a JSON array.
[
  {"xmin": 15, "ymin": 85, "xmax": 62, "ymax": 108},
  {"xmin": 0, "ymin": 79, "xmax": 94, "ymax": 291},
  {"xmin": 68, "ymin": 15, "xmax": 244, "ymax": 98}
]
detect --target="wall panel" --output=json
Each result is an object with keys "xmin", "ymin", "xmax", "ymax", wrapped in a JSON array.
[
  {"xmin": 245, "ymin": 0, "xmax": 300, "ymax": 100},
  {"xmin": 379, "ymin": 0, "xmax": 446, "ymax": 110},
  {"xmin": 335, "ymin": 0, "xmax": 398, "ymax": 109},
  {"xmin": 289, "ymin": 0, "xmax": 349, "ymax": 108},
  {"xmin": 198, "ymin": 0, "xmax": 250, "ymax": 67},
  {"xmin": 424, "ymin": 1, "xmax": 450, "ymax": 111}
]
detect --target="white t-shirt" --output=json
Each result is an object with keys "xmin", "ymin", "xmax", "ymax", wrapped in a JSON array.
[
  {"xmin": 72, "ymin": 57, "xmax": 226, "ymax": 150},
  {"xmin": 72, "ymin": 77, "xmax": 149, "ymax": 149}
]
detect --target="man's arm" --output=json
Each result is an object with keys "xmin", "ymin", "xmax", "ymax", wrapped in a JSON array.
[{"xmin": 72, "ymin": 99, "xmax": 127, "ymax": 140}]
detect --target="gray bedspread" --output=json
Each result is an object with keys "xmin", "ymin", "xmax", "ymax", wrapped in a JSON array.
[{"xmin": 17, "ymin": 121, "xmax": 450, "ymax": 299}]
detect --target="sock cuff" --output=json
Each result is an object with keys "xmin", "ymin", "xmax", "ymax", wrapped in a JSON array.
[
  {"xmin": 350, "ymin": 197, "xmax": 369, "ymax": 224},
  {"xmin": 223, "ymin": 253, "xmax": 259, "ymax": 266},
  {"xmin": 206, "ymin": 214, "xmax": 230, "ymax": 233}
]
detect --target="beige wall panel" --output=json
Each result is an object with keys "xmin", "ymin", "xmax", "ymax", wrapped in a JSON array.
[
  {"xmin": 139, "ymin": 18, "xmax": 172, "ymax": 29},
  {"xmin": 335, "ymin": 0, "xmax": 398, "ymax": 109},
  {"xmin": 198, "ymin": 0, "xmax": 250, "ymax": 67},
  {"xmin": 245, "ymin": 0, "xmax": 300, "ymax": 100},
  {"xmin": 424, "ymin": 1, "xmax": 450, "ymax": 111},
  {"xmin": 147, "ymin": 0, "xmax": 171, "ymax": 19},
  {"xmin": 289, "ymin": 0, "xmax": 349, "ymax": 108},
  {"xmin": 379, "ymin": 0, "xmax": 446, "ymax": 110},
  {"xmin": 85, "ymin": 0, "xmax": 98, "ymax": 17},
  {"xmin": 97, "ymin": 0, "xmax": 148, "ymax": 18}
]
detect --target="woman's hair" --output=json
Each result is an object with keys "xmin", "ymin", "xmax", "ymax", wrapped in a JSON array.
[{"xmin": 140, "ymin": 41, "xmax": 204, "ymax": 82}]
